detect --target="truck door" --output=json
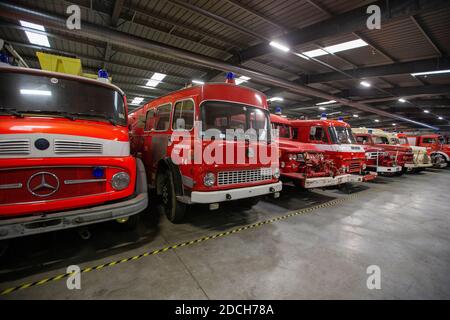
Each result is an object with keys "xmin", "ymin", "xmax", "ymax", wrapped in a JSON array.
[{"xmin": 142, "ymin": 103, "xmax": 172, "ymax": 184}]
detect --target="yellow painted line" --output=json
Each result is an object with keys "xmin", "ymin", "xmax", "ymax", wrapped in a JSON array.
[{"xmin": 0, "ymin": 193, "xmax": 358, "ymax": 296}]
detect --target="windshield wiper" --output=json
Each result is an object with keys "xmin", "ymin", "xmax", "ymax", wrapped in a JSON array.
[
  {"xmin": 68, "ymin": 112, "xmax": 118, "ymax": 126},
  {"xmin": 0, "ymin": 107, "xmax": 24, "ymax": 118}
]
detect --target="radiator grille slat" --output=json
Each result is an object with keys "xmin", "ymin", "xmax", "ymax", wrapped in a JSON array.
[
  {"xmin": 217, "ymin": 168, "xmax": 273, "ymax": 186},
  {"xmin": 54, "ymin": 140, "xmax": 103, "ymax": 154},
  {"xmin": 0, "ymin": 139, "xmax": 30, "ymax": 155}
]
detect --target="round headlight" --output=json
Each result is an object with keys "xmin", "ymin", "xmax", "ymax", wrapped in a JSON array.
[
  {"xmin": 111, "ymin": 172, "xmax": 130, "ymax": 190},
  {"xmin": 288, "ymin": 154, "xmax": 297, "ymax": 161},
  {"xmin": 203, "ymin": 172, "xmax": 215, "ymax": 187},
  {"xmin": 273, "ymin": 167, "xmax": 280, "ymax": 179}
]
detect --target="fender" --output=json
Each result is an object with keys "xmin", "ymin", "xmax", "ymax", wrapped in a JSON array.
[
  {"xmin": 432, "ymin": 151, "xmax": 450, "ymax": 162},
  {"xmin": 156, "ymin": 157, "xmax": 184, "ymax": 196},
  {"xmin": 135, "ymin": 157, "xmax": 148, "ymax": 195}
]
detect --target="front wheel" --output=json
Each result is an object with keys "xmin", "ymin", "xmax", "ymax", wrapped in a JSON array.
[
  {"xmin": 433, "ymin": 154, "xmax": 448, "ymax": 169},
  {"xmin": 159, "ymin": 171, "xmax": 187, "ymax": 223}
]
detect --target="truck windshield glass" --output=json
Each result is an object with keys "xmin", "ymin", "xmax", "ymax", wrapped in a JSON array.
[
  {"xmin": 273, "ymin": 123, "xmax": 291, "ymax": 139},
  {"xmin": 201, "ymin": 101, "xmax": 270, "ymax": 141},
  {"xmin": 398, "ymin": 137, "xmax": 408, "ymax": 145},
  {"xmin": 329, "ymin": 126, "xmax": 356, "ymax": 144},
  {"xmin": 390, "ymin": 138, "xmax": 400, "ymax": 144},
  {"xmin": 0, "ymin": 71, "xmax": 126, "ymax": 126},
  {"xmin": 373, "ymin": 136, "xmax": 389, "ymax": 144}
]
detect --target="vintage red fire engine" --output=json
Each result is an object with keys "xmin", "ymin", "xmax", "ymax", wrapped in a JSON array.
[
  {"xmin": 406, "ymin": 134, "xmax": 450, "ymax": 168},
  {"xmin": 352, "ymin": 128, "xmax": 414, "ymax": 175},
  {"xmin": 289, "ymin": 116, "xmax": 376, "ymax": 182},
  {"xmin": 0, "ymin": 66, "xmax": 148, "ymax": 240},
  {"xmin": 351, "ymin": 128, "xmax": 403, "ymax": 175},
  {"xmin": 394, "ymin": 133, "xmax": 432, "ymax": 172},
  {"xmin": 129, "ymin": 75, "xmax": 282, "ymax": 223},
  {"xmin": 271, "ymin": 113, "xmax": 358, "ymax": 188}
]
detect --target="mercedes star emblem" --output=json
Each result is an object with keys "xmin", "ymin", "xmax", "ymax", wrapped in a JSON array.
[{"xmin": 27, "ymin": 172, "xmax": 60, "ymax": 197}]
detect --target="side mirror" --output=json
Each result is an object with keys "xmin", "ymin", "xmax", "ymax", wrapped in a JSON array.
[{"xmin": 176, "ymin": 118, "xmax": 185, "ymax": 130}]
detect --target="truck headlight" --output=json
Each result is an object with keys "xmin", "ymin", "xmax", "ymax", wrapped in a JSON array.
[
  {"xmin": 288, "ymin": 154, "xmax": 297, "ymax": 161},
  {"xmin": 111, "ymin": 172, "xmax": 130, "ymax": 190},
  {"xmin": 203, "ymin": 172, "xmax": 215, "ymax": 187},
  {"xmin": 273, "ymin": 168, "xmax": 280, "ymax": 179}
]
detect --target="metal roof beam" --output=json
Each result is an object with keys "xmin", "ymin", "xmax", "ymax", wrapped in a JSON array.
[
  {"xmin": 240, "ymin": 0, "xmax": 450, "ymax": 61},
  {"xmin": 111, "ymin": 0, "xmax": 124, "ymax": 27},
  {"xmin": 341, "ymin": 85, "xmax": 450, "ymax": 99},
  {"xmin": 410, "ymin": 15, "xmax": 444, "ymax": 57}
]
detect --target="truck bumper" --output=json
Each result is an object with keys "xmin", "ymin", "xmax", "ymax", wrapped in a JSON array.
[
  {"xmin": 369, "ymin": 165, "xmax": 402, "ymax": 173},
  {"xmin": 404, "ymin": 163, "xmax": 433, "ymax": 169},
  {"xmin": 0, "ymin": 158, "xmax": 148, "ymax": 240},
  {"xmin": 0, "ymin": 192, "xmax": 148, "ymax": 240},
  {"xmin": 303, "ymin": 174, "xmax": 352, "ymax": 188},
  {"xmin": 184, "ymin": 182, "xmax": 282, "ymax": 204}
]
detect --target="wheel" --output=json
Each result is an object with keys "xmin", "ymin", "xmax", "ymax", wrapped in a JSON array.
[
  {"xmin": 433, "ymin": 154, "xmax": 448, "ymax": 169},
  {"xmin": 158, "ymin": 170, "xmax": 186, "ymax": 223},
  {"xmin": 238, "ymin": 197, "xmax": 260, "ymax": 209}
]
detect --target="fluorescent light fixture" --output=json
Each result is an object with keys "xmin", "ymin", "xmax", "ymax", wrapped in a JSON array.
[
  {"xmin": 374, "ymin": 119, "xmax": 380, "ymax": 123},
  {"xmin": 303, "ymin": 39, "xmax": 368, "ymax": 58},
  {"xmin": 20, "ymin": 20, "xmax": 45, "ymax": 31},
  {"xmin": 316, "ymin": 100, "xmax": 337, "ymax": 106},
  {"xmin": 192, "ymin": 80, "xmax": 205, "ymax": 85},
  {"xmin": 353, "ymin": 114, "xmax": 359, "ymax": 118},
  {"xmin": 438, "ymin": 116, "xmax": 443, "ymax": 120},
  {"xmin": 318, "ymin": 107, "xmax": 326, "ymax": 111},
  {"xmin": 392, "ymin": 123, "xmax": 397, "ymax": 126},
  {"xmin": 398, "ymin": 98, "xmax": 406, "ymax": 103},
  {"xmin": 235, "ymin": 76, "xmax": 251, "ymax": 85},
  {"xmin": 411, "ymin": 69, "xmax": 450, "ymax": 77},
  {"xmin": 424, "ymin": 110, "xmax": 430, "ymax": 113},
  {"xmin": 20, "ymin": 89, "xmax": 51, "ymax": 96},
  {"xmin": 294, "ymin": 52, "xmax": 310, "ymax": 60},
  {"xmin": 146, "ymin": 73, "xmax": 166, "ymax": 87},
  {"xmin": 130, "ymin": 97, "xmax": 144, "ymax": 105},
  {"xmin": 360, "ymin": 81, "xmax": 371, "ymax": 88},
  {"xmin": 20, "ymin": 20, "xmax": 50, "ymax": 47},
  {"xmin": 269, "ymin": 41, "xmax": 290, "ymax": 52},
  {"xmin": 267, "ymin": 97, "xmax": 284, "ymax": 102}
]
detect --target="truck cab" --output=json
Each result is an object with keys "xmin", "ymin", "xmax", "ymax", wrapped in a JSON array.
[
  {"xmin": 129, "ymin": 80, "xmax": 282, "ymax": 222},
  {"xmin": 406, "ymin": 134, "xmax": 449, "ymax": 168},
  {"xmin": 0, "ymin": 66, "xmax": 148, "ymax": 240},
  {"xmin": 271, "ymin": 114, "xmax": 368, "ymax": 188},
  {"xmin": 394, "ymin": 133, "xmax": 432, "ymax": 172},
  {"xmin": 352, "ymin": 128, "xmax": 413, "ymax": 175},
  {"xmin": 289, "ymin": 118, "xmax": 376, "ymax": 182}
]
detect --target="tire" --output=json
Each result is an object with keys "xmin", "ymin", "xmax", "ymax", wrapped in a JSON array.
[
  {"xmin": 239, "ymin": 197, "xmax": 260, "ymax": 209},
  {"xmin": 433, "ymin": 154, "xmax": 448, "ymax": 169},
  {"xmin": 159, "ymin": 170, "xmax": 186, "ymax": 223}
]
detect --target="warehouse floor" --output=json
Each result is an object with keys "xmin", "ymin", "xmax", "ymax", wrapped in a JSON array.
[{"xmin": 1, "ymin": 168, "xmax": 449, "ymax": 299}]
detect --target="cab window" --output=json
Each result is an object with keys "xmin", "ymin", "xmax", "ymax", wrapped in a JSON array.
[
  {"xmin": 373, "ymin": 136, "xmax": 389, "ymax": 144},
  {"xmin": 292, "ymin": 128, "xmax": 298, "ymax": 140},
  {"xmin": 309, "ymin": 126, "xmax": 328, "ymax": 143},
  {"xmin": 155, "ymin": 104, "xmax": 172, "ymax": 131},
  {"xmin": 273, "ymin": 123, "xmax": 291, "ymax": 139},
  {"xmin": 422, "ymin": 138, "xmax": 436, "ymax": 144},
  {"xmin": 356, "ymin": 135, "xmax": 370, "ymax": 144},
  {"xmin": 172, "ymin": 100, "xmax": 194, "ymax": 130}
]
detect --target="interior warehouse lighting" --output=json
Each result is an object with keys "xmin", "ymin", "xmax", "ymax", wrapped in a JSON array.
[
  {"xmin": 20, "ymin": 20, "xmax": 50, "ymax": 47},
  {"xmin": 269, "ymin": 41, "xmax": 290, "ymax": 52},
  {"xmin": 146, "ymin": 72, "xmax": 166, "ymax": 87},
  {"xmin": 235, "ymin": 76, "xmax": 251, "ymax": 85},
  {"xmin": 302, "ymin": 39, "xmax": 368, "ymax": 58}
]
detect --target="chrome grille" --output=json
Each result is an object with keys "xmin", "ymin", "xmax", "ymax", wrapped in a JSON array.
[
  {"xmin": 349, "ymin": 161, "xmax": 361, "ymax": 170},
  {"xmin": 54, "ymin": 140, "xmax": 103, "ymax": 154},
  {"xmin": 217, "ymin": 168, "xmax": 273, "ymax": 186},
  {"xmin": 0, "ymin": 139, "xmax": 30, "ymax": 155}
]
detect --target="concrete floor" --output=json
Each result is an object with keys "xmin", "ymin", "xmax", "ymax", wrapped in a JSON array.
[{"xmin": 1, "ymin": 168, "xmax": 449, "ymax": 299}]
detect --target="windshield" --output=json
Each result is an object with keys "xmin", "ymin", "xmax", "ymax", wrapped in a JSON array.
[
  {"xmin": 273, "ymin": 123, "xmax": 291, "ymax": 139},
  {"xmin": 390, "ymin": 138, "xmax": 400, "ymax": 144},
  {"xmin": 201, "ymin": 101, "xmax": 270, "ymax": 141},
  {"xmin": 398, "ymin": 138, "xmax": 408, "ymax": 145},
  {"xmin": 373, "ymin": 136, "xmax": 389, "ymax": 144},
  {"xmin": 0, "ymin": 71, "xmax": 126, "ymax": 125},
  {"xmin": 329, "ymin": 126, "xmax": 356, "ymax": 144}
]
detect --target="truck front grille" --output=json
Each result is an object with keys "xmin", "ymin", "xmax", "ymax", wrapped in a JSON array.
[
  {"xmin": 217, "ymin": 168, "xmax": 273, "ymax": 186},
  {"xmin": 54, "ymin": 140, "xmax": 103, "ymax": 154},
  {"xmin": 0, "ymin": 139, "xmax": 30, "ymax": 155}
]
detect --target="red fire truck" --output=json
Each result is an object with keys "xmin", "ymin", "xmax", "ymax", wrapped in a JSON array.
[
  {"xmin": 352, "ymin": 128, "xmax": 414, "ymax": 175},
  {"xmin": 129, "ymin": 77, "xmax": 282, "ymax": 223},
  {"xmin": 271, "ymin": 114, "xmax": 360, "ymax": 188},
  {"xmin": 0, "ymin": 66, "xmax": 148, "ymax": 240},
  {"xmin": 406, "ymin": 134, "xmax": 450, "ymax": 168},
  {"xmin": 289, "ymin": 117, "xmax": 376, "ymax": 182}
]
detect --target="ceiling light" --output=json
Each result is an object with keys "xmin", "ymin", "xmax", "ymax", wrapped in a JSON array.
[
  {"xmin": 392, "ymin": 123, "xmax": 397, "ymax": 126},
  {"xmin": 424, "ymin": 110, "xmax": 430, "ymax": 113},
  {"xmin": 398, "ymin": 98, "xmax": 406, "ymax": 103},
  {"xmin": 146, "ymin": 73, "xmax": 166, "ymax": 87},
  {"xmin": 316, "ymin": 100, "xmax": 337, "ymax": 106},
  {"xmin": 303, "ymin": 39, "xmax": 368, "ymax": 58},
  {"xmin": 360, "ymin": 81, "xmax": 371, "ymax": 88},
  {"xmin": 20, "ymin": 20, "xmax": 50, "ymax": 47},
  {"xmin": 269, "ymin": 41, "xmax": 290, "ymax": 52},
  {"xmin": 318, "ymin": 107, "xmax": 326, "ymax": 111},
  {"xmin": 267, "ymin": 97, "xmax": 284, "ymax": 102},
  {"xmin": 129, "ymin": 97, "xmax": 144, "ymax": 105},
  {"xmin": 192, "ymin": 80, "xmax": 204, "ymax": 85},
  {"xmin": 411, "ymin": 69, "xmax": 450, "ymax": 77},
  {"xmin": 353, "ymin": 114, "xmax": 359, "ymax": 118},
  {"xmin": 294, "ymin": 53, "xmax": 310, "ymax": 60},
  {"xmin": 20, "ymin": 20, "xmax": 45, "ymax": 31},
  {"xmin": 374, "ymin": 119, "xmax": 380, "ymax": 122},
  {"xmin": 438, "ymin": 116, "xmax": 443, "ymax": 120},
  {"xmin": 20, "ymin": 89, "xmax": 51, "ymax": 96},
  {"xmin": 235, "ymin": 76, "xmax": 251, "ymax": 85}
]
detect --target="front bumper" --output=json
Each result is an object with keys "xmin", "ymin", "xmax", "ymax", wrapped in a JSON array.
[
  {"xmin": 0, "ymin": 192, "xmax": 148, "ymax": 240},
  {"xmin": 368, "ymin": 165, "xmax": 402, "ymax": 173},
  {"xmin": 182, "ymin": 182, "xmax": 282, "ymax": 204},
  {"xmin": 404, "ymin": 163, "xmax": 433, "ymax": 169}
]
